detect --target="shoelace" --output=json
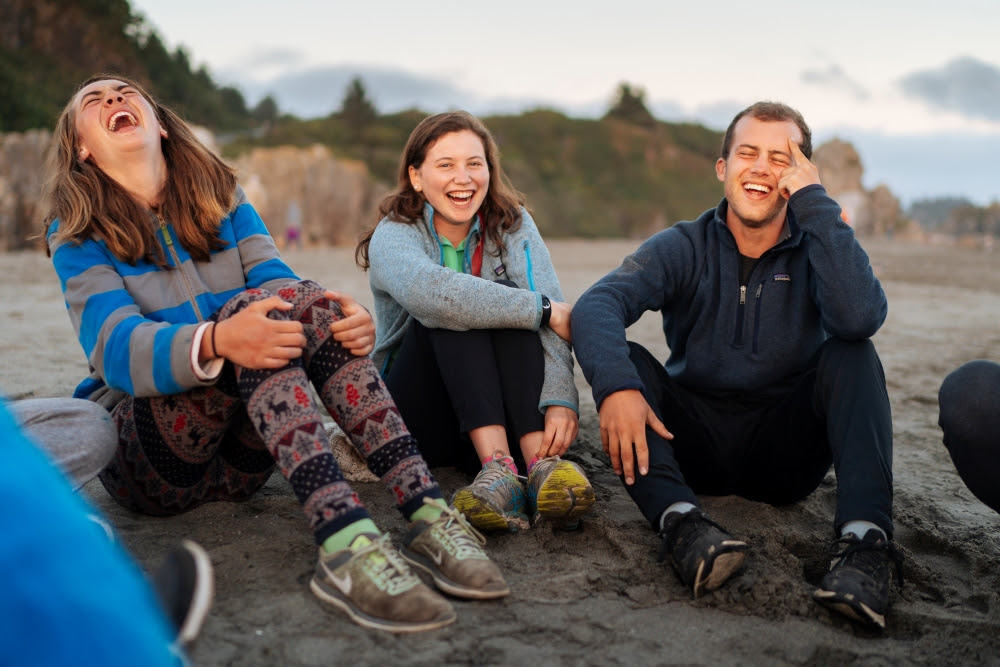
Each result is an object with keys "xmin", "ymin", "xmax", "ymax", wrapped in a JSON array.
[
  {"xmin": 828, "ymin": 534, "xmax": 905, "ymax": 587},
  {"xmin": 352, "ymin": 534, "xmax": 420, "ymax": 593},
  {"xmin": 425, "ymin": 499, "xmax": 488, "ymax": 559}
]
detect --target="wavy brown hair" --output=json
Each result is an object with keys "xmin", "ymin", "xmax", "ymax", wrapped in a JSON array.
[
  {"xmin": 355, "ymin": 110, "xmax": 525, "ymax": 270},
  {"xmin": 43, "ymin": 73, "xmax": 236, "ymax": 266}
]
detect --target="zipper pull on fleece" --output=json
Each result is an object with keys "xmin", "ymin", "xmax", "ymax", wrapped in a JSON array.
[{"xmin": 739, "ymin": 284, "xmax": 747, "ymax": 305}]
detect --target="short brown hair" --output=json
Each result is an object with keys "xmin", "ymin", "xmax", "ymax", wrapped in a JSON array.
[{"xmin": 720, "ymin": 101, "xmax": 812, "ymax": 160}]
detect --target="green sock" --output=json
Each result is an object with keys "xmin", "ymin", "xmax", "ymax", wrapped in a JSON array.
[
  {"xmin": 409, "ymin": 497, "xmax": 448, "ymax": 523},
  {"xmin": 321, "ymin": 518, "xmax": 380, "ymax": 554}
]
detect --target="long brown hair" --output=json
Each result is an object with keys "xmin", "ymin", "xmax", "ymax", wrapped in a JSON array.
[
  {"xmin": 355, "ymin": 110, "xmax": 525, "ymax": 270},
  {"xmin": 43, "ymin": 73, "xmax": 236, "ymax": 266}
]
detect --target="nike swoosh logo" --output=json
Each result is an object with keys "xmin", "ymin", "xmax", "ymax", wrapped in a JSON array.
[{"xmin": 327, "ymin": 569, "xmax": 352, "ymax": 595}]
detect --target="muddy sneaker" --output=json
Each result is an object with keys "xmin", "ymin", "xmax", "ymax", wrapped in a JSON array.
[
  {"xmin": 525, "ymin": 456, "xmax": 596, "ymax": 528},
  {"xmin": 813, "ymin": 528, "xmax": 904, "ymax": 630},
  {"xmin": 310, "ymin": 533, "xmax": 455, "ymax": 633},
  {"xmin": 151, "ymin": 540, "xmax": 214, "ymax": 647},
  {"xmin": 452, "ymin": 453, "xmax": 529, "ymax": 532},
  {"xmin": 401, "ymin": 499, "xmax": 509, "ymax": 599},
  {"xmin": 658, "ymin": 509, "xmax": 748, "ymax": 598}
]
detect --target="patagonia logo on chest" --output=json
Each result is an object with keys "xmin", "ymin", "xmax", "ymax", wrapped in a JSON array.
[{"xmin": 772, "ymin": 274, "xmax": 791, "ymax": 282}]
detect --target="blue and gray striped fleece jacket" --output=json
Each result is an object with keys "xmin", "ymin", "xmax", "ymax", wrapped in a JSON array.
[
  {"xmin": 367, "ymin": 203, "xmax": 578, "ymax": 414},
  {"xmin": 49, "ymin": 187, "xmax": 298, "ymax": 408}
]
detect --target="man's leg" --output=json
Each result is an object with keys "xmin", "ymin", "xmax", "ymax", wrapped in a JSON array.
[
  {"xmin": 9, "ymin": 397, "xmax": 117, "ymax": 490},
  {"xmin": 939, "ymin": 360, "xmax": 1000, "ymax": 514},
  {"xmin": 625, "ymin": 342, "xmax": 747, "ymax": 597}
]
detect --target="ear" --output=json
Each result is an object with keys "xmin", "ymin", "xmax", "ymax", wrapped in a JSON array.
[
  {"xmin": 159, "ymin": 126, "xmax": 168, "ymax": 139},
  {"xmin": 715, "ymin": 157, "xmax": 726, "ymax": 183},
  {"xmin": 408, "ymin": 165, "xmax": 422, "ymax": 193},
  {"xmin": 78, "ymin": 146, "xmax": 90, "ymax": 162}
]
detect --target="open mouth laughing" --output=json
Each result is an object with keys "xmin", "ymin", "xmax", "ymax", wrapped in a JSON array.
[{"xmin": 107, "ymin": 110, "xmax": 138, "ymax": 132}]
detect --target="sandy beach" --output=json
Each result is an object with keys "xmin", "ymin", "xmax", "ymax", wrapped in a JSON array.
[{"xmin": 4, "ymin": 237, "xmax": 1000, "ymax": 666}]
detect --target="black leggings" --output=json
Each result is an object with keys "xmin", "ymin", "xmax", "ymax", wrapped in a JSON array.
[
  {"xmin": 385, "ymin": 319, "xmax": 545, "ymax": 476},
  {"xmin": 938, "ymin": 360, "xmax": 1000, "ymax": 514}
]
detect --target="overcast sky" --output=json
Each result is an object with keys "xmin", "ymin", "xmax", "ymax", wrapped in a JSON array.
[{"xmin": 130, "ymin": 0, "xmax": 1000, "ymax": 206}]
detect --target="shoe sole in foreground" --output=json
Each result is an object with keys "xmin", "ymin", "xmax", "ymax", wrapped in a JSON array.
[
  {"xmin": 691, "ymin": 544, "xmax": 747, "ymax": 598},
  {"xmin": 532, "ymin": 462, "xmax": 597, "ymax": 526},
  {"xmin": 173, "ymin": 540, "xmax": 215, "ymax": 646},
  {"xmin": 309, "ymin": 577, "xmax": 456, "ymax": 633},
  {"xmin": 812, "ymin": 588, "xmax": 886, "ymax": 629},
  {"xmin": 452, "ymin": 488, "xmax": 528, "ymax": 532},
  {"xmin": 400, "ymin": 547, "xmax": 510, "ymax": 600}
]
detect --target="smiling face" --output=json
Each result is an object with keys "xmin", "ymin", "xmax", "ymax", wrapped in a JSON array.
[
  {"xmin": 408, "ymin": 130, "xmax": 490, "ymax": 240},
  {"xmin": 72, "ymin": 78, "xmax": 164, "ymax": 168},
  {"xmin": 716, "ymin": 116, "xmax": 803, "ymax": 230}
]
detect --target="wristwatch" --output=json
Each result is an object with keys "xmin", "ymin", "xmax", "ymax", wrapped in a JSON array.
[{"xmin": 540, "ymin": 295, "xmax": 552, "ymax": 328}]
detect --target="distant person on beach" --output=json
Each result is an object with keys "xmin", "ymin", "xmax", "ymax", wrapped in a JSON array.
[
  {"xmin": 938, "ymin": 360, "xmax": 1000, "ymax": 514},
  {"xmin": 572, "ymin": 101, "xmax": 902, "ymax": 629},
  {"xmin": 43, "ymin": 74, "xmax": 507, "ymax": 634},
  {"xmin": 355, "ymin": 111, "xmax": 595, "ymax": 533}
]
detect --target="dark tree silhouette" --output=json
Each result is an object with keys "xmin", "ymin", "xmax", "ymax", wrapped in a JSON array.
[{"xmin": 605, "ymin": 82, "xmax": 657, "ymax": 128}]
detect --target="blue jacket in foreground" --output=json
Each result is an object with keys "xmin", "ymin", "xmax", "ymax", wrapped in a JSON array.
[
  {"xmin": 573, "ymin": 185, "xmax": 888, "ymax": 409},
  {"xmin": 367, "ymin": 204, "xmax": 578, "ymax": 413},
  {"xmin": 49, "ymin": 187, "xmax": 298, "ymax": 406}
]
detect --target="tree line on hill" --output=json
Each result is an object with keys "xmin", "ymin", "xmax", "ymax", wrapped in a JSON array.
[{"xmin": 1, "ymin": 0, "xmax": 989, "ymax": 239}]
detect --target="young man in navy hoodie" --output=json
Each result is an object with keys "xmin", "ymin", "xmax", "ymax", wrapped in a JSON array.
[{"xmin": 573, "ymin": 101, "xmax": 901, "ymax": 629}]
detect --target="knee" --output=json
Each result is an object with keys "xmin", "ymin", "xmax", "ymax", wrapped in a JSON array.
[{"xmin": 939, "ymin": 360, "xmax": 1000, "ymax": 442}]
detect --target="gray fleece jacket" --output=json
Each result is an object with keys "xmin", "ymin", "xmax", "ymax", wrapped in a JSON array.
[{"xmin": 367, "ymin": 203, "xmax": 578, "ymax": 414}]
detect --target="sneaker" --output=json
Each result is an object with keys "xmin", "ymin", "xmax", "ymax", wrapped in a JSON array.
[
  {"xmin": 310, "ymin": 533, "xmax": 455, "ymax": 633},
  {"xmin": 151, "ymin": 540, "xmax": 215, "ymax": 646},
  {"xmin": 657, "ymin": 509, "xmax": 748, "ymax": 598},
  {"xmin": 525, "ymin": 456, "xmax": 596, "ymax": 528},
  {"xmin": 401, "ymin": 499, "xmax": 510, "ymax": 599},
  {"xmin": 451, "ymin": 452, "xmax": 530, "ymax": 532},
  {"xmin": 813, "ymin": 528, "xmax": 904, "ymax": 629}
]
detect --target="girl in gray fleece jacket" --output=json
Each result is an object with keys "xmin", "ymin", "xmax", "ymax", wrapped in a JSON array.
[{"xmin": 356, "ymin": 111, "xmax": 595, "ymax": 532}]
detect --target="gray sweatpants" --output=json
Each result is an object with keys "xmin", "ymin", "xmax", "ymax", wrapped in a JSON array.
[{"xmin": 8, "ymin": 398, "xmax": 117, "ymax": 490}]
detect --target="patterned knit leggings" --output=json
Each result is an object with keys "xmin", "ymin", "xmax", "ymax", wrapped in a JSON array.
[{"xmin": 98, "ymin": 280, "xmax": 441, "ymax": 544}]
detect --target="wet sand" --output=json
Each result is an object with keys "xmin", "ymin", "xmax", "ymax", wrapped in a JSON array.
[{"xmin": 3, "ymin": 238, "xmax": 1000, "ymax": 665}]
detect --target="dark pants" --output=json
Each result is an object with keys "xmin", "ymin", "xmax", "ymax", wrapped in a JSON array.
[
  {"xmin": 624, "ymin": 338, "xmax": 894, "ymax": 537},
  {"xmin": 385, "ymin": 319, "xmax": 545, "ymax": 476},
  {"xmin": 938, "ymin": 360, "xmax": 1000, "ymax": 514}
]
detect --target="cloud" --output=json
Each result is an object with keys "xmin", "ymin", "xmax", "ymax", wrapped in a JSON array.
[
  {"xmin": 900, "ymin": 57, "xmax": 1000, "ymax": 121},
  {"xmin": 800, "ymin": 65, "xmax": 869, "ymax": 100},
  {"xmin": 242, "ymin": 48, "xmax": 304, "ymax": 70}
]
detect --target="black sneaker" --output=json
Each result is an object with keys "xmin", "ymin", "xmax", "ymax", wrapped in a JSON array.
[
  {"xmin": 151, "ymin": 540, "xmax": 215, "ymax": 646},
  {"xmin": 813, "ymin": 528, "xmax": 904, "ymax": 629},
  {"xmin": 657, "ymin": 509, "xmax": 748, "ymax": 597}
]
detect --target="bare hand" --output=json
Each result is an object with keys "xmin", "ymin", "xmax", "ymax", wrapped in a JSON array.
[
  {"xmin": 548, "ymin": 300, "xmax": 572, "ymax": 342},
  {"xmin": 537, "ymin": 405, "xmax": 579, "ymax": 458},
  {"xmin": 216, "ymin": 296, "xmax": 306, "ymax": 369},
  {"xmin": 598, "ymin": 389, "xmax": 672, "ymax": 485},
  {"xmin": 326, "ymin": 290, "xmax": 375, "ymax": 356},
  {"xmin": 778, "ymin": 138, "xmax": 821, "ymax": 199}
]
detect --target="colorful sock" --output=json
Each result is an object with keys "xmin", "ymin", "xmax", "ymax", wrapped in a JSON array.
[
  {"xmin": 322, "ymin": 518, "xmax": 381, "ymax": 554},
  {"xmin": 484, "ymin": 452, "xmax": 518, "ymax": 476},
  {"xmin": 527, "ymin": 456, "xmax": 541, "ymax": 473},
  {"xmin": 410, "ymin": 497, "xmax": 447, "ymax": 523}
]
